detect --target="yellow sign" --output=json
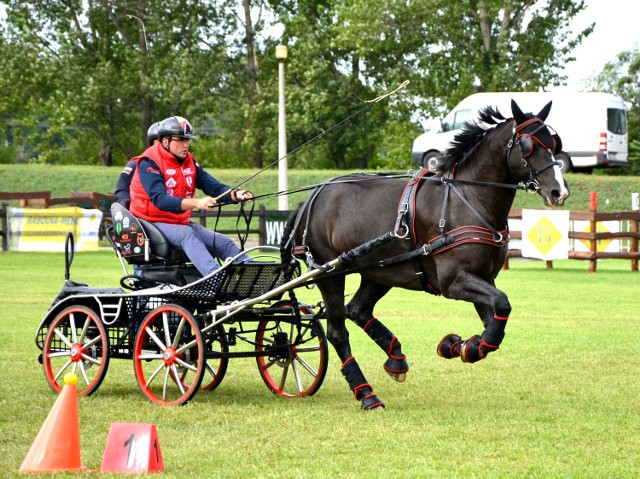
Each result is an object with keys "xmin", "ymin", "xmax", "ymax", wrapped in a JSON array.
[
  {"xmin": 526, "ymin": 216, "xmax": 563, "ymax": 255},
  {"xmin": 579, "ymin": 222, "xmax": 611, "ymax": 252},
  {"xmin": 8, "ymin": 207, "xmax": 103, "ymax": 252}
]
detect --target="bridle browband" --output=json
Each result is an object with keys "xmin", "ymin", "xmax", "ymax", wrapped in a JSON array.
[{"xmin": 507, "ymin": 117, "xmax": 560, "ymax": 193}]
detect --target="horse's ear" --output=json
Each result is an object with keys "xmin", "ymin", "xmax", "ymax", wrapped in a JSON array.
[
  {"xmin": 536, "ymin": 101, "xmax": 552, "ymax": 121},
  {"xmin": 511, "ymin": 99, "xmax": 527, "ymax": 123}
]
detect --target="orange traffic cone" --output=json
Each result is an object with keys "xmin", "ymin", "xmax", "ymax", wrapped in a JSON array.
[{"xmin": 20, "ymin": 373, "xmax": 84, "ymax": 473}]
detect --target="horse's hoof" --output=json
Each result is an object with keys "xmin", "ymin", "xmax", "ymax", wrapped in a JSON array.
[
  {"xmin": 437, "ymin": 334, "xmax": 462, "ymax": 359},
  {"xmin": 383, "ymin": 357, "xmax": 408, "ymax": 382},
  {"xmin": 361, "ymin": 394, "xmax": 385, "ymax": 411},
  {"xmin": 387, "ymin": 371, "xmax": 406, "ymax": 382}
]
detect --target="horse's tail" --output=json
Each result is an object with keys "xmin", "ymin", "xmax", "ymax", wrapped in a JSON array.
[{"xmin": 280, "ymin": 203, "xmax": 302, "ymax": 267}]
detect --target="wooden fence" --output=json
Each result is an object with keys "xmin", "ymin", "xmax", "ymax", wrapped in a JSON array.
[
  {"xmin": 1, "ymin": 191, "xmax": 639, "ymax": 271},
  {"xmin": 504, "ymin": 208, "xmax": 640, "ymax": 272}
]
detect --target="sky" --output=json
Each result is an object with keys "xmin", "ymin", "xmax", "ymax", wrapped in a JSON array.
[{"xmin": 560, "ymin": 0, "xmax": 640, "ymax": 90}]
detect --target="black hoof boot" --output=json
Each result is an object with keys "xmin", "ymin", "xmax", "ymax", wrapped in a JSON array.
[
  {"xmin": 383, "ymin": 356, "xmax": 409, "ymax": 382},
  {"xmin": 460, "ymin": 335, "xmax": 484, "ymax": 363},
  {"xmin": 437, "ymin": 334, "xmax": 462, "ymax": 359},
  {"xmin": 361, "ymin": 393, "xmax": 385, "ymax": 411}
]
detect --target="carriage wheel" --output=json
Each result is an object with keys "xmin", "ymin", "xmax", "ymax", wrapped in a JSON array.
[
  {"xmin": 43, "ymin": 305, "xmax": 110, "ymax": 397},
  {"xmin": 255, "ymin": 303, "xmax": 328, "ymax": 397},
  {"xmin": 200, "ymin": 323, "xmax": 229, "ymax": 391},
  {"xmin": 133, "ymin": 304, "xmax": 205, "ymax": 406}
]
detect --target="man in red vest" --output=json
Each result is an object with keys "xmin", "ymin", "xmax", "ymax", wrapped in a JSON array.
[{"xmin": 129, "ymin": 115, "xmax": 252, "ymax": 277}]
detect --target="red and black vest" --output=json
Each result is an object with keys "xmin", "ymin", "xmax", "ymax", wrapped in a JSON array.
[{"xmin": 129, "ymin": 143, "xmax": 196, "ymax": 225}]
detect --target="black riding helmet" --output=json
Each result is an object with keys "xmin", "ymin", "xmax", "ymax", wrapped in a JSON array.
[
  {"xmin": 146, "ymin": 121, "xmax": 160, "ymax": 146},
  {"xmin": 158, "ymin": 116, "xmax": 197, "ymax": 141}
]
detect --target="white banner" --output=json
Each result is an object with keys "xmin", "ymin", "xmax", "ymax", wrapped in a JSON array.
[
  {"xmin": 521, "ymin": 209, "xmax": 570, "ymax": 260},
  {"xmin": 8, "ymin": 207, "xmax": 103, "ymax": 252}
]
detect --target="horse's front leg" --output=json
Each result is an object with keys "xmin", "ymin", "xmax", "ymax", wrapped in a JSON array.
[
  {"xmin": 318, "ymin": 278, "xmax": 385, "ymax": 411},
  {"xmin": 437, "ymin": 272, "xmax": 511, "ymax": 363},
  {"xmin": 346, "ymin": 278, "xmax": 409, "ymax": 382}
]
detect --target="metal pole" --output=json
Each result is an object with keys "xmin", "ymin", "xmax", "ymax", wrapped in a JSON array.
[{"xmin": 276, "ymin": 45, "xmax": 288, "ymax": 211}]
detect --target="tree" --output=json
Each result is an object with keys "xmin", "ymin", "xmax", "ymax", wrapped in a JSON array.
[{"xmin": 0, "ymin": 0, "xmax": 594, "ymax": 170}]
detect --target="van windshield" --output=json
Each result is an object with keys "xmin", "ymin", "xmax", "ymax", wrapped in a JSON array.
[{"xmin": 608, "ymin": 108, "xmax": 627, "ymax": 135}]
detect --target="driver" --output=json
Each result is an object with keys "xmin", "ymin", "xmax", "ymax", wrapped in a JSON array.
[{"xmin": 128, "ymin": 115, "xmax": 252, "ymax": 277}]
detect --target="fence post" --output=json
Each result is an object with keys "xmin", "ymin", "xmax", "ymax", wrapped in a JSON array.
[
  {"xmin": 258, "ymin": 204, "xmax": 266, "ymax": 246},
  {"xmin": 1, "ymin": 202, "xmax": 7, "ymax": 252},
  {"xmin": 631, "ymin": 215, "xmax": 639, "ymax": 272}
]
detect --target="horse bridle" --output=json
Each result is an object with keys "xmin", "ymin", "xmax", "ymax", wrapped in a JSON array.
[{"xmin": 507, "ymin": 118, "xmax": 561, "ymax": 193}]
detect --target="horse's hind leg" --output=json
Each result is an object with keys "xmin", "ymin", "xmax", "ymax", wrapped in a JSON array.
[
  {"xmin": 318, "ymin": 277, "xmax": 385, "ymax": 411},
  {"xmin": 345, "ymin": 278, "xmax": 409, "ymax": 382}
]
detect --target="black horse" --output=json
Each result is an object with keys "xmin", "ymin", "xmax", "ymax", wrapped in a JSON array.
[{"xmin": 281, "ymin": 100, "xmax": 569, "ymax": 410}]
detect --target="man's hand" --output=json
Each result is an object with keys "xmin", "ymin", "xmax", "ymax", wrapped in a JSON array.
[
  {"xmin": 232, "ymin": 189, "xmax": 253, "ymax": 201},
  {"xmin": 195, "ymin": 196, "xmax": 217, "ymax": 210}
]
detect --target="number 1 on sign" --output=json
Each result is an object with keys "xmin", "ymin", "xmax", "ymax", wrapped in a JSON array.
[{"xmin": 124, "ymin": 433, "xmax": 137, "ymax": 468}]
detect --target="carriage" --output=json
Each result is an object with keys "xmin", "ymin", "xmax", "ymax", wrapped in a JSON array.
[
  {"xmin": 35, "ymin": 99, "xmax": 569, "ymax": 409},
  {"xmin": 35, "ymin": 203, "xmax": 330, "ymax": 406}
]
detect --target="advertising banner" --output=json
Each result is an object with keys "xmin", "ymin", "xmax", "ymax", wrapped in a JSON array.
[
  {"xmin": 263, "ymin": 210, "xmax": 293, "ymax": 247},
  {"xmin": 8, "ymin": 207, "xmax": 103, "ymax": 252}
]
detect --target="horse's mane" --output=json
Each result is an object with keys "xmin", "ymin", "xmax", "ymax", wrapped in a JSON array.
[{"xmin": 439, "ymin": 106, "xmax": 509, "ymax": 173}]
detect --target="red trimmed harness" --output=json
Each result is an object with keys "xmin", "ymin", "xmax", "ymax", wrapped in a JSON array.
[{"xmin": 393, "ymin": 167, "xmax": 509, "ymax": 294}]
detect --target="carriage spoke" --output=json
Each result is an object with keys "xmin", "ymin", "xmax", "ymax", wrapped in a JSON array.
[
  {"xmin": 48, "ymin": 350, "xmax": 72, "ymax": 358},
  {"xmin": 145, "ymin": 326, "xmax": 167, "ymax": 351},
  {"xmin": 69, "ymin": 313, "xmax": 78, "ymax": 343},
  {"xmin": 80, "ymin": 352, "xmax": 102, "ymax": 366},
  {"xmin": 205, "ymin": 361, "xmax": 218, "ymax": 378},
  {"xmin": 278, "ymin": 363, "xmax": 289, "ymax": 391},
  {"xmin": 169, "ymin": 365, "xmax": 186, "ymax": 395},
  {"xmin": 82, "ymin": 335, "xmax": 102, "ymax": 349},
  {"xmin": 162, "ymin": 312, "xmax": 172, "ymax": 346},
  {"xmin": 172, "ymin": 318, "xmax": 187, "ymax": 349},
  {"xmin": 138, "ymin": 352, "xmax": 163, "ymax": 360},
  {"xmin": 146, "ymin": 362, "xmax": 165, "ymax": 387},
  {"xmin": 176, "ymin": 339, "xmax": 198, "ymax": 355},
  {"xmin": 52, "ymin": 359, "xmax": 73, "ymax": 381},
  {"xmin": 79, "ymin": 317, "xmax": 91, "ymax": 344},
  {"xmin": 175, "ymin": 357, "xmax": 197, "ymax": 373},
  {"xmin": 294, "ymin": 354, "xmax": 318, "ymax": 377},
  {"xmin": 53, "ymin": 328, "xmax": 73, "ymax": 348},
  {"xmin": 291, "ymin": 363, "xmax": 304, "ymax": 393},
  {"xmin": 78, "ymin": 361, "xmax": 91, "ymax": 386},
  {"xmin": 162, "ymin": 367, "xmax": 170, "ymax": 400}
]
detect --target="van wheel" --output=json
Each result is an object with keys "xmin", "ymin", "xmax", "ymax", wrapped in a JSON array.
[
  {"xmin": 423, "ymin": 152, "xmax": 442, "ymax": 171},
  {"xmin": 555, "ymin": 153, "xmax": 572, "ymax": 173}
]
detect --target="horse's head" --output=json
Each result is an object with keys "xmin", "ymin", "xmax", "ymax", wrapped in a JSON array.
[{"xmin": 508, "ymin": 100, "xmax": 570, "ymax": 206}]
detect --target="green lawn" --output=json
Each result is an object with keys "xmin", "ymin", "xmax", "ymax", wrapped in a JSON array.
[{"xmin": 0, "ymin": 251, "xmax": 638, "ymax": 478}]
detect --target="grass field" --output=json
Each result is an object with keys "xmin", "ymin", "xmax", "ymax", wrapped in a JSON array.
[{"xmin": 0, "ymin": 251, "xmax": 639, "ymax": 478}]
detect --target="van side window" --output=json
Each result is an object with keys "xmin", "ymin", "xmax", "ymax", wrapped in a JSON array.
[
  {"xmin": 608, "ymin": 108, "xmax": 627, "ymax": 135},
  {"xmin": 452, "ymin": 109, "xmax": 473, "ymax": 130}
]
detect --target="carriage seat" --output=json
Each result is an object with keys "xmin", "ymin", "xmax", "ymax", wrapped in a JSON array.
[{"xmin": 109, "ymin": 202, "xmax": 191, "ymax": 265}]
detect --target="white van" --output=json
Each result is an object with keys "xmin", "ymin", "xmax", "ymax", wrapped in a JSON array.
[{"xmin": 411, "ymin": 91, "xmax": 628, "ymax": 172}]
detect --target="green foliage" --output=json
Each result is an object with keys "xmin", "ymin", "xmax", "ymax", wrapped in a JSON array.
[{"xmin": 0, "ymin": 0, "xmax": 625, "ymax": 175}]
